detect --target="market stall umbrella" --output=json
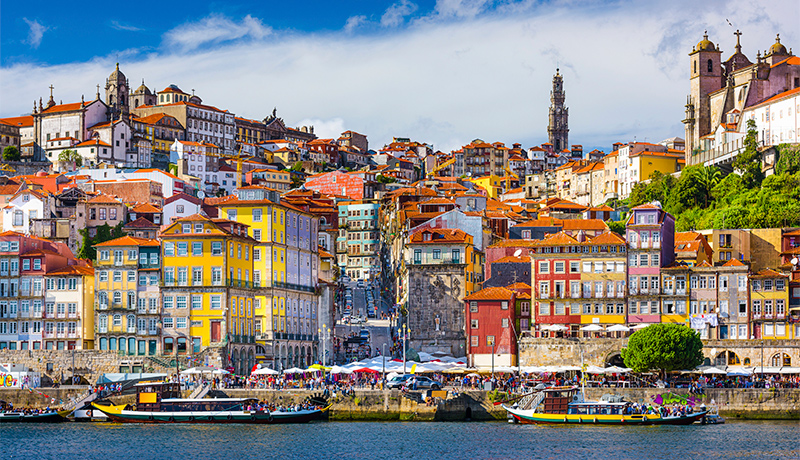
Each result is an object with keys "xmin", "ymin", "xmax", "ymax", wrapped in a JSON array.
[
  {"xmin": 702, "ymin": 367, "xmax": 727, "ymax": 375},
  {"xmin": 725, "ymin": 367, "xmax": 753, "ymax": 376},
  {"xmin": 779, "ymin": 367, "xmax": 800, "ymax": 374},
  {"xmin": 584, "ymin": 365, "xmax": 606, "ymax": 374},
  {"xmin": 542, "ymin": 324, "xmax": 568, "ymax": 331},
  {"xmin": 251, "ymin": 367, "xmax": 279, "ymax": 376},
  {"xmin": 180, "ymin": 366, "xmax": 214, "ymax": 375},
  {"xmin": 604, "ymin": 366, "xmax": 631, "ymax": 374},
  {"xmin": 607, "ymin": 324, "xmax": 630, "ymax": 332},
  {"xmin": 579, "ymin": 324, "xmax": 604, "ymax": 332},
  {"xmin": 283, "ymin": 367, "xmax": 306, "ymax": 374},
  {"xmin": 631, "ymin": 324, "xmax": 650, "ymax": 330},
  {"xmin": 351, "ymin": 367, "xmax": 379, "ymax": 374},
  {"xmin": 212, "ymin": 369, "xmax": 230, "ymax": 375}
]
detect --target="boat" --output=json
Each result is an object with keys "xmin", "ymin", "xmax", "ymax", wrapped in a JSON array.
[
  {"xmin": 0, "ymin": 410, "xmax": 70, "ymax": 423},
  {"xmin": 71, "ymin": 402, "xmax": 109, "ymax": 422},
  {"xmin": 91, "ymin": 381, "xmax": 328, "ymax": 424},
  {"xmin": 503, "ymin": 386, "xmax": 708, "ymax": 425}
]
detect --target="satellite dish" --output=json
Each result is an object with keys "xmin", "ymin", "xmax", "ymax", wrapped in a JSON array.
[
  {"xmin": 197, "ymin": 190, "xmax": 206, "ymax": 199},
  {"xmin": 513, "ymin": 249, "xmax": 523, "ymax": 257},
  {"xmin": 792, "ymin": 257, "xmax": 799, "ymax": 266}
]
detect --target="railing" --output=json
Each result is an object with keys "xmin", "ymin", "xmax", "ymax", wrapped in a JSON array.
[
  {"xmin": 409, "ymin": 256, "xmax": 464, "ymax": 265},
  {"xmin": 274, "ymin": 281, "xmax": 315, "ymax": 293},
  {"xmin": 228, "ymin": 279, "xmax": 252, "ymax": 288}
]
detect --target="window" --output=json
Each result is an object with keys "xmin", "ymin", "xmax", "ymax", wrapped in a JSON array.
[
  {"xmin": 211, "ymin": 295, "xmax": 221, "ymax": 309},
  {"xmin": 501, "ymin": 318, "xmax": 509, "ymax": 328},
  {"xmin": 191, "ymin": 295, "xmax": 202, "ymax": 310},
  {"xmin": 192, "ymin": 268, "xmax": 202, "ymax": 285},
  {"xmin": 471, "ymin": 336, "xmax": 478, "ymax": 347},
  {"xmin": 432, "ymin": 249, "xmax": 441, "ymax": 260},
  {"xmin": 192, "ymin": 242, "xmax": 202, "ymax": 256},
  {"xmin": 163, "ymin": 317, "xmax": 174, "ymax": 328},
  {"xmin": 177, "ymin": 243, "xmax": 188, "ymax": 256},
  {"xmin": 253, "ymin": 229, "xmax": 261, "ymax": 241},
  {"xmin": 469, "ymin": 301, "xmax": 478, "ymax": 313},
  {"xmin": 582, "ymin": 262, "xmax": 591, "ymax": 273},
  {"xmin": 253, "ymin": 209, "xmax": 262, "ymax": 222},
  {"xmin": 554, "ymin": 261, "xmax": 565, "ymax": 273},
  {"xmin": 539, "ymin": 261, "xmax": 549, "ymax": 273},
  {"xmin": 639, "ymin": 253, "xmax": 648, "ymax": 267},
  {"xmin": 164, "ymin": 243, "xmax": 174, "ymax": 256},
  {"xmin": 569, "ymin": 261, "xmax": 579, "ymax": 273},
  {"xmin": 211, "ymin": 242, "xmax": 222, "ymax": 255}
]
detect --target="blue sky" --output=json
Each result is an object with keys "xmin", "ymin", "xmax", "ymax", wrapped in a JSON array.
[{"xmin": 2, "ymin": 0, "xmax": 797, "ymax": 152}]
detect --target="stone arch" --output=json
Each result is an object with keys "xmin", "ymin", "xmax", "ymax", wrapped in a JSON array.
[
  {"xmin": 300, "ymin": 346, "xmax": 306, "ymax": 367},
  {"xmin": 604, "ymin": 352, "xmax": 625, "ymax": 367},
  {"xmin": 287, "ymin": 346, "xmax": 293, "ymax": 368},
  {"xmin": 294, "ymin": 346, "xmax": 300, "ymax": 367}
]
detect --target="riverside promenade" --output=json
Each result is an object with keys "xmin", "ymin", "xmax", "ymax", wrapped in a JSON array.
[{"xmin": 2, "ymin": 387, "xmax": 797, "ymax": 420}]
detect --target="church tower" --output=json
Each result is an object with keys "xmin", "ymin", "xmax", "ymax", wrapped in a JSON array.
[
  {"xmin": 684, "ymin": 32, "xmax": 722, "ymax": 160},
  {"xmin": 547, "ymin": 69, "xmax": 569, "ymax": 153},
  {"xmin": 105, "ymin": 63, "xmax": 129, "ymax": 117}
]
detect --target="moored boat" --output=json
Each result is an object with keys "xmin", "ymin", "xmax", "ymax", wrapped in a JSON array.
[
  {"xmin": 0, "ymin": 410, "xmax": 69, "ymax": 423},
  {"xmin": 503, "ymin": 386, "xmax": 707, "ymax": 426},
  {"xmin": 91, "ymin": 381, "xmax": 328, "ymax": 424}
]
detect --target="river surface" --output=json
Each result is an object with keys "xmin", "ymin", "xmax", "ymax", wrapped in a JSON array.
[{"xmin": 2, "ymin": 420, "xmax": 798, "ymax": 459}]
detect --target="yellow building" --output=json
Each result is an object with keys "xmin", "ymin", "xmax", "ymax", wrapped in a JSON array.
[
  {"xmin": 468, "ymin": 174, "xmax": 505, "ymax": 199},
  {"xmin": 218, "ymin": 185, "xmax": 322, "ymax": 370},
  {"xmin": 750, "ymin": 269, "xmax": 792, "ymax": 339},
  {"xmin": 159, "ymin": 214, "xmax": 257, "ymax": 373},
  {"xmin": 44, "ymin": 265, "xmax": 95, "ymax": 350},
  {"xmin": 94, "ymin": 236, "xmax": 161, "ymax": 354}
]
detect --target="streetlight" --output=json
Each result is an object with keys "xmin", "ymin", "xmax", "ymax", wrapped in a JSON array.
[
  {"xmin": 382, "ymin": 343, "xmax": 387, "ymax": 388},
  {"xmin": 318, "ymin": 324, "xmax": 331, "ymax": 367},
  {"xmin": 402, "ymin": 324, "xmax": 409, "ymax": 375},
  {"xmin": 488, "ymin": 336, "xmax": 495, "ymax": 386}
]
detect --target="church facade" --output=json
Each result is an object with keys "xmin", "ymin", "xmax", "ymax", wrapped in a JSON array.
[{"xmin": 683, "ymin": 31, "xmax": 799, "ymax": 167}]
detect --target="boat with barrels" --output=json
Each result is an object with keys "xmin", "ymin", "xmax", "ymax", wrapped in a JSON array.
[
  {"xmin": 503, "ymin": 386, "xmax": 708, "ymax": 425},
  {"xmin": 91, "ymin": 381, "xmax": 327, "ymax": 424}
]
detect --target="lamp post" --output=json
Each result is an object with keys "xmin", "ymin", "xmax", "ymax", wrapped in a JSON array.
[
  {"xmin": 318, "ymin": 324, "xmax": 331, "ymax": 368},
  {"xmin": 402, "ymin": 324, "xmax": 409, "ymax": 375},
  {"xmin": 382, "ymin": 343, "xmax": 387, "ymax": 387}
]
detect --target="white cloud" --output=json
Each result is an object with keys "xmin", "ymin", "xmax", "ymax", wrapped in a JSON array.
[
  {"xmin": 432, "ymin": 0, "xmax": 493, "ymax": 19},
  {"xmin": 23, "ymin": 18, "xmax": 47, "ymax": 49},
  {"xmin": 110, "ymin": 21, "xmax": 143, "ymax": 32},
  {"xmin": 294, "ymin": 118, "xmax": 346, "ymax": 140},
  {"xmin": 163, "ymin": 14, "xmax": 271, "ymax": 52},
  {"xmin": 2, "ymin": 1, "xmax": 798, "ymax": 153},
  {"xmin": 381, "ymin": 0, "xmax": 418, "ymax": 28},
  {"xmin": 344, "ymin": 15, "xmax": 368, "ymax": 34}
]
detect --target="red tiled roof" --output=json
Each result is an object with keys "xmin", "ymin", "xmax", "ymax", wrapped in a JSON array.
[
  {"xmin": 94, "ymin": 236, "xmax": 160, "ymax": 247},
  {"xmin": 131, "ymin": 202, "xmax": 161, "ymax": 213},
  {"xmin": 47, "ymin": 265, "xmax": 94, "ymax": 276},
  {"xmin": 0, "ymin": 115, "xmax": 34, "ymax": 127},
  {"xmin": 494, "ymin": 255, "xmax": 531, "ymax": 263},
  {"xmin": 463, "ymin": 286, "xmax": 514, "ymax": 301},
  {"xmin": 409, "ymin": 228, "xmax": 470, "ymax": 244}
]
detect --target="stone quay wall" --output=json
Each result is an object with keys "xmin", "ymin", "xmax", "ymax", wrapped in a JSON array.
[
  {"xmin": 518, "ymin": 337, "xmax": 800, "ymax": 367},
  {"xmin": 0, "ymin": 388, "xmax": 796, "ymax": 419}
]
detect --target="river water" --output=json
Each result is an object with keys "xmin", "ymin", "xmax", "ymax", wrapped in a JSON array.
[{"xmin": 2, "ymin": 421, "xmax": 798, "ymax": 459}]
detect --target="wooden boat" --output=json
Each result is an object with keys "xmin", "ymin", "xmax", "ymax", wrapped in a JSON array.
[
  {"xmin": 91, "ymin": 381, "xmax": 328, "ymax": 424},
  {"xmin": 503, "ymin": 386, "xmax": 707, "ymax": 426},
  {"xmin": 0, "ymin": 410, "xmax": 70, "ymax": 423}
]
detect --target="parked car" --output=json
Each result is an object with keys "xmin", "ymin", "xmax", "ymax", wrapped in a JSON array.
[
  {"xmin": 359, "ymin": 329, "xmax": 370, "ymax": 340},
  {"xmin": 349, "ymin": 316, "xmax": 364, "ymax": 325},
  {"xmin": 357, "ymin": 280, "xmax": 365, "ymax": 287},
  {"xmin": 386, "ymin": 375, "xmax": 441, "ymax": 390}
]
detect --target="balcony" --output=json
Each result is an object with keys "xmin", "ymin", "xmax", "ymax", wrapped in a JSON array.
[
  {"xmin": 640, "ymin": 241, "xmax": 650, "ymax": 249},
  {"xmin": 629, "ymin": 288, "xmax": 638, "ymax": 295},
  {"xmin": 228, "ymin": 279, "xmax": 253, "ymax": 289},
  {"xmin": 273, "ymin": 281, "xmax": 315, "ymax": 293},
  {"xmin": 652, "ymin": 241, "xmax": 661, "ymax": 249},
  {"xmin": 571, "ymin": 292, "xmax": 581, "ymax": 299},
  {"xmin": 676, "ymin": 289, "xmax": 686, "ymax": 296},
  {"xmin": 410, "ymin": 256, "xmax": 464, "ymax": 266},
  {"xmin": 629, "ymin": 242, "xmax": 639, "ymax": 249},
  {"xmin": 616, "ymin": 292, "xmax": 625, "ymax": 298}
]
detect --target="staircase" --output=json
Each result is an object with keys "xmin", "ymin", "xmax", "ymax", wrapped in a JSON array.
[
  {"xmin": 189, "ymin": 384, "xmax": 211, "ymax": 399},
  {"xmin": 517, "ymin": 391, "xmax": 546, "ymax": 411},
  {"xmin": 63, "ymin": 390, "xmax": 98, "ymax": 413}
]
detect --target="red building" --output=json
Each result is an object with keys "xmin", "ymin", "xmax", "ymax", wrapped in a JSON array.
[
  {"xmin": 307, "ymin": 138, "xmax": 340, "ymax": 164},
  {"xmin": 304, "ymin": 170, "xmax": 374, "ymax": 200},
  {"xmin": 531, "ymin": 233, "xmax": 582, "ymax": 336},
  {"xmin": 464, "ymin": 287, "xmax": 517, "ymax": 368}
]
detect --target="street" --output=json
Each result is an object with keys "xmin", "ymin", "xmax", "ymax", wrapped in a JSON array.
[{"xmin": 335, "ymin": 279, "xmax": 394, "ymax": 362}]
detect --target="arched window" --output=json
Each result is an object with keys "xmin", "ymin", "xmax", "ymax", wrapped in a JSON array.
[
  {"xmin": 771, "ymin": 353, "xmax": 791, "ymax": 367},
  {"xmin": 744, "ymin": 357, "xmax": 751, "ymax": 366},
  {"xmin": 707, "ymin": 59, "xmax": 713, "ymax": 73}
]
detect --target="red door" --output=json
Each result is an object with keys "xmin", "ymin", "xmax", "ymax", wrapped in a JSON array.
[{"xmin": 211, "ymin": 321, "xmax": 221, "ymax": 343}]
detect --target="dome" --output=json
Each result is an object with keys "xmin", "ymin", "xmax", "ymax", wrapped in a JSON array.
[
  {"xmin": 108, "ymin": 62, "xmax": 126, "ymax": 84},
  {"xmin": 135, "ymin": 80, "xmax": 151, "ymax": 95},
  {"xmin": 769, "ymin": 34, "xmax": 787, "ymax": 55},
  {"xmin": 696, "ymin": 32, "xmax": 716, "ymax": 51}
]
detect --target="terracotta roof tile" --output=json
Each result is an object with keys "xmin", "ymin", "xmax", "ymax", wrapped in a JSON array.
[
  {"xmin": 463, "ymin": 286, "xmax": 515, "ymax": 301},
  {"xmin": 94, "ymin": 236, "xmax": 160, "ymax": 248}
]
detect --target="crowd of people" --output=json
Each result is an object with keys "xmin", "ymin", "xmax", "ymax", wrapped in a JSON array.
[{"xmin": 243, "ymin": 399, "xmax": 323, "ymax": 413}]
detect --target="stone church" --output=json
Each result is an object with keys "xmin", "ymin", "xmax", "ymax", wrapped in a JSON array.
[{"xmin": 683, "ymin": 31, "xmax": 799, "ymax": 165}]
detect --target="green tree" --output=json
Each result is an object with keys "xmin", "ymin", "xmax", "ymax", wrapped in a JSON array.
[
  {"xmin": 666, "ymin": 166, "xmax": 706, "ymax": 214},
  {"xmin": 607, "ymin": 220, "xmax": 626, "ymax": 236},
  {"xmin": 731, "ymin": 118, "xmax": 763, "ymax": 189},
  {"xmin": 695, "ymin": 165, "xmax": 722, "ymax": 208},
  {"xmin": 58, "ymin": 149, "xmax": 83, "ymax": 167},
  {"xmin": 2, "ymin": 146, "xmax": 20, "ymax": 162},
  {"xmin": 376, "ymin": 174, "xmax": 396, "ymax": 184},
  {"xmin": 621, "ymin": 323, "xmax": 704, "ymax": 378},
  {"xmin": 290, "ymin": 161, "xmax": 304, "ymax": 172},
  {"xmin": 775, "ymin": 143, "xmax": 800, "ymax": 175},
  {"xmin": 77, "ymin": 222, "xmax": 126, "ymax": 261}
]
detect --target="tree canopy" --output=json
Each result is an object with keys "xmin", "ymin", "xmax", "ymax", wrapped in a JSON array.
[
  {"xmin": 731, "ymin": 119, "xmax": 763, "ymax": 189},
  {"xmin": 622, "ymin": 323, "xmax": 704, "ymax": 376},
  {"xmin": 58, "ymin": 149, "xmax": 83, "ymax": 167},
  {"xmin": 2, "ymin": 146, "xmax": 20, "ymax": 162},
  {"xmin": 77, "ymin": 222, "xmax": 125, "ymax": 261}
]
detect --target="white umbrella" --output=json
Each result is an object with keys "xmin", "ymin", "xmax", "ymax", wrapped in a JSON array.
[
  {"xmin": 584, "ymin": 365, "xmax": 606, "ymax": 374},
  {"xmin": 580, "ymin": 324, "xmax": 604, "ymax": 332},
  {"xmin": 180, "ymin": 368, "xmax": 202, "ymax": 375},
  {"xmin": 283, "ymin": 367, "xmax": 306, "ymax": 374},
  {"xmin": 212, "ymin": 369, "xmax": 230, "ymax": 375},
  {"xmin": 725, "ymin": 366, "xmax": 752, "ymax": 376},
  {"xmin": 542, "ymin": 324, "xmax": 568, "ymax": 331},
  {"xmin": 702, "ymin": 367, "xmax": 726, "ymax": 375},
  {"xmin": 607, "ymin": 324, "xmax": 630, "ymax": 332},
  {"xmin": 779, "ymin": 367, "xmax": 800, "ymax": 375},
  {"xmin": 631, "ymin": 324, "xmax": 650, "ymax": 330},
  {"xmin": 251, "ymin": 367, "xmax": 278, "ymax": 375},
  {"xmin": 604, "ymin": 366, "xmax": 631, "ymax": 374}
]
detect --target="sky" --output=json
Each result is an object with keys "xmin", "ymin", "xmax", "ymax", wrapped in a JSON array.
[{"xmin": 1, "ymin": 0, "xmax": 797, "ymax": 153}]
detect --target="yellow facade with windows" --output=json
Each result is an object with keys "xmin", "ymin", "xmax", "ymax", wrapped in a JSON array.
[
  {"xmin": 159, "ymin": 214, "xmax": 256, "ymax": 357},
  {"xmin": 750, "ymin": 269, "xmax": 792, "ymax": 340}
]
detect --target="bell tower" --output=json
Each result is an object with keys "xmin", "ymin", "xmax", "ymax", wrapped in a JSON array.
[
  {"xmin": 685, "ymin": 32, "xmax": 722, "ymax": 161},
  {"xmin": 547, "ymin": 68, "xmax": 569, "ymax": 153},
  {"xmin": 105, "ymin": 63, "xmax": 130, "ymax": 117}
]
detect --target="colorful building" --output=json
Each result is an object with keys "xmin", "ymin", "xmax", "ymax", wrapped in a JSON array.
[
  {"xmin": 750, "ymin": 269, "xmax": 792, "ymax": 339},
  {"xmin": 159, "ymin": 215, "xmax": 256, "ymax": 372},
  {"xmin": 94, "ymin": 236, "xmax": 161, "ymax": 355}
]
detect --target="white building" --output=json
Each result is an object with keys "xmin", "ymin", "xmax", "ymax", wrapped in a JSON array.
[
  {"xmin": 163, "ymin": 193, "xmax": 203, "ymax": 223},
  {"xmin": 743, "ymin": 86, "xmax": 800, "ymax": 148},
  {"xmin": 72, "ymin": 168, "xmax": 188, "ymax": 197},
  {"xmin": 170, "ymin": 140, "xmax": 220, "ymax": 195},
  {"xmin": 2, "ymin": 189, "xmax": 51, "ymax": 235},
  {"xmin": 33, "ymin": 98, "xmax": 108, "ymax": 161}
]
